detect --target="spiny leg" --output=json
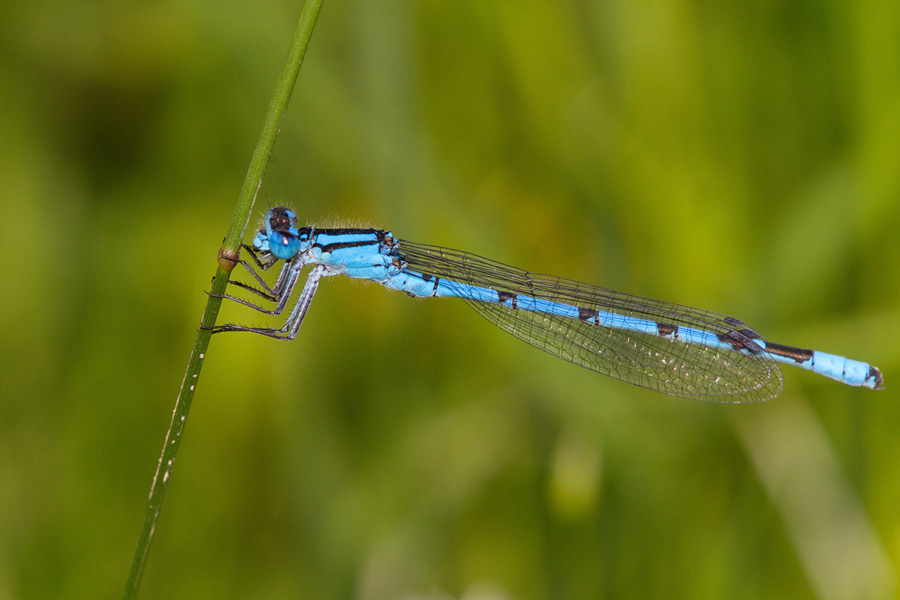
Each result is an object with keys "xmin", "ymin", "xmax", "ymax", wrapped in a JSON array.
[
  {"xmin": 216, "ymin": 260, "xmax": 302, "ymax": 315},
  {"xmin": 228, "ymin": 243, "xmax": 289, "ymax": 298},
  {"xmin": 212, "ymin": 245, "xmax": 306, "ymax": 315},
  {"xmin": 208, "ymin": 264, "xmax": 330, "ymax": 339},
  {"xmin": 210, "ymin": 262, "xmax": 303, "ymax": 315}
]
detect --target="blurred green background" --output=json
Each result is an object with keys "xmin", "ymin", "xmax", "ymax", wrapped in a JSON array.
[{"xmin": 2, "ymin": 0, "xmax": 899, "ymax": 598}]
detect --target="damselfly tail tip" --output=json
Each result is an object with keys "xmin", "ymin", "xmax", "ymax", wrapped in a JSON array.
[{"xmin": 870, "ymin": 366, "xmax": 885, "ymax": 390}]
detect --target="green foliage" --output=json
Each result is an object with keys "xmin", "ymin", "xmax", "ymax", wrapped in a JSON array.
[{"xmin": 0, "ymin": 0, "xmax": 896, "ymax": 599}]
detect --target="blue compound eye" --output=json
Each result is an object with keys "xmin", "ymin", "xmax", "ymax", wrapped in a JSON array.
[
  {"xmin": 257, "ymin": 207, "xmax": 303, "ymax": 259},
  {"xmin": 268, "ymin": 229, "xmax": 301, "ymax": 260}
]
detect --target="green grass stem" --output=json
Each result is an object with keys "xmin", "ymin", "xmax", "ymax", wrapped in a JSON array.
[{"xmin": 122, "ymin": 1, "xmax": 325, "ymax": 597}]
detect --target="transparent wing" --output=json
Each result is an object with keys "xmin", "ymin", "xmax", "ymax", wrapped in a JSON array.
[{"xmin": 397, "ymin": 241, "xmax": 784, "ymax": 402}]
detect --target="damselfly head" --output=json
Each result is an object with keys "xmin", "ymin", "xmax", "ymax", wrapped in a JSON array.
[{"xmin": 267, "ymin": 206, "xmax": 298, "ymax": 233}]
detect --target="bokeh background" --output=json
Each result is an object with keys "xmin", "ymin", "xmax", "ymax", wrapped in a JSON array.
[{"xmin": 2, "ymin": 0, "xmax": 899, "ymax": 598}]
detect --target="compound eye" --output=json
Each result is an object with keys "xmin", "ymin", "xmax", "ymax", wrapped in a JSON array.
[{"xmin": 269, "ymin": 230, "xmax": 300, "ymax": 260}]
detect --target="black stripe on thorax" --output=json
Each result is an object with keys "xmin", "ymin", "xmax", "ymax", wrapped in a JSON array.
[
  {"xmin": 315, "ymin": 227, "xmax": 381, "ymax": 236},
  {"xmin": 314, "ymin": 239, "xmax": 381, "ymax": 254}
]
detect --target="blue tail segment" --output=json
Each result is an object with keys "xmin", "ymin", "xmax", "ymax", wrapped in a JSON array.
[{"xmin": 209, "ymin": 207, "xmax": 884, "ymax": 402}]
